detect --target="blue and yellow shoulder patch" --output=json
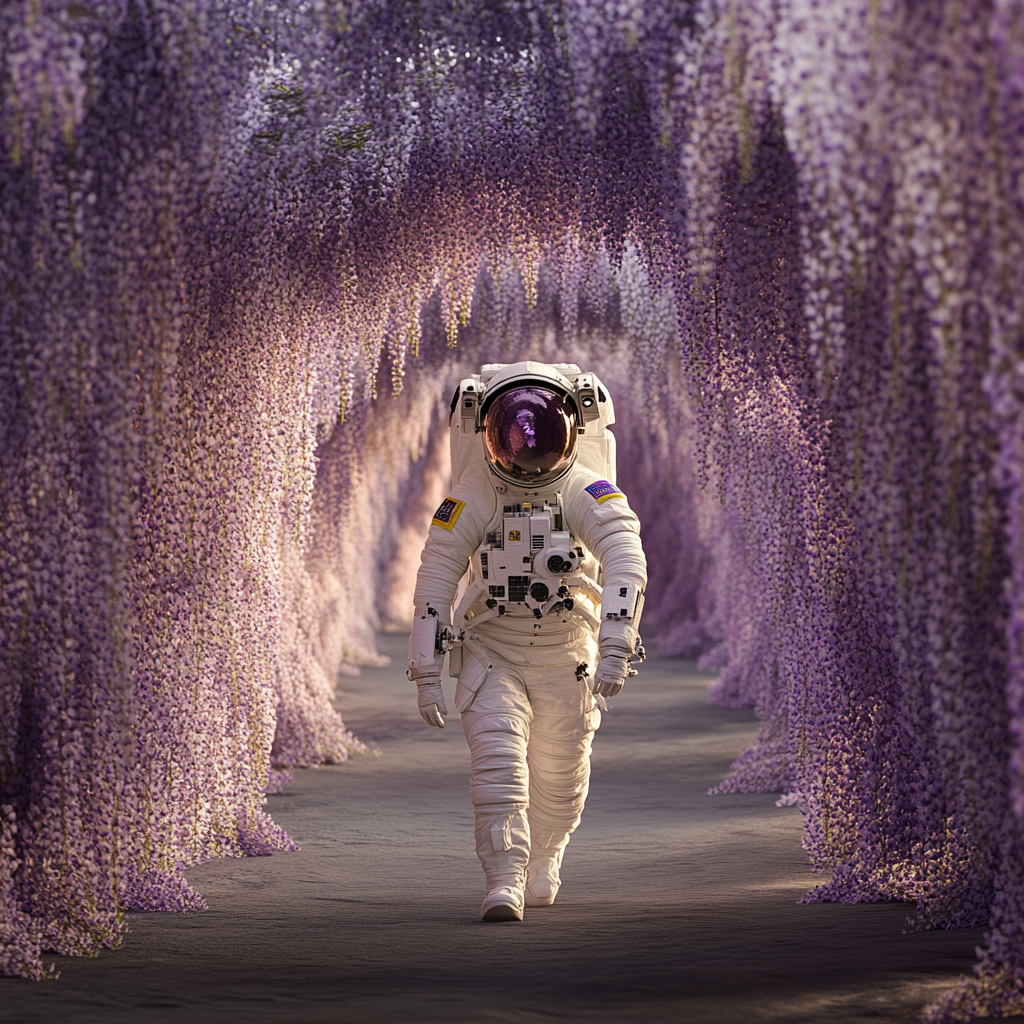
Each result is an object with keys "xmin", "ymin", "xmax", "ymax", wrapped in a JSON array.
[
  {"xmin": 432, "ymin": 496, "xmax": 466, "ymax": 530},
  {"xmin": 584, "ymin": 480, "xmax": 624, "ymax": 504}
]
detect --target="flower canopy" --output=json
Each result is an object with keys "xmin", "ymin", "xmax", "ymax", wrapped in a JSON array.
[{"xmin": 2, "ymin": 1, "xmax": 1023, "ymax": 1018}]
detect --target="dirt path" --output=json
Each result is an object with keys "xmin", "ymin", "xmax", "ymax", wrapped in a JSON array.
[{"xmin": 2, "ymin": 634, "xmax": 988, "ymax": 1023}]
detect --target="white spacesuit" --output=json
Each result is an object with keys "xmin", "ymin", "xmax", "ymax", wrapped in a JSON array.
[{"xmin": 408, "ymin": 361, "xmax": 647, "ymax": 922}]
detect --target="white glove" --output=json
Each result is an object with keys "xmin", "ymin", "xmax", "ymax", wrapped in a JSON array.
[
  {"xmin": 416, "ymin": 676, "xmax": 448, "ymax": 728},
  {"xmin": 408, "ymin": 605, "xmax": 448, "ymax": 727},
  {"xmin": 594, "ymin": 604, "xmax": 643, "ymax": 699},
  {"xmin": 592, "ymin": 656, "xmax": 632, "ymax": 698}
]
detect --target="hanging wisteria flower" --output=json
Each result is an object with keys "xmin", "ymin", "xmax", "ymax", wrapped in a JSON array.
[{"xmin": 1, "ymin": 3, "xmax": 1023, "ymax": 1018}]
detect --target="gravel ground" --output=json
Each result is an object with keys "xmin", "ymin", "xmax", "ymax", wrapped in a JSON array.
[{"xmin": 2, "ymin": 634, "xmax": 991, "ymax": 1023}]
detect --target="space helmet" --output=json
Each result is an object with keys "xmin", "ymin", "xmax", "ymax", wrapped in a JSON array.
[{"xmin": 479, "ymin": 363, "xmax": 580, "ymax": 488}]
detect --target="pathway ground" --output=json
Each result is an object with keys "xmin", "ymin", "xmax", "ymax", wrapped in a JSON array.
[{"xmin": 2, "ymin": 634, "xmax": 993, "ymax": 1023}]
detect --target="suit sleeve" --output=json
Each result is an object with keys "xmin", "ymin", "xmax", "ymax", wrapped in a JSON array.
[
  {"xmin": 566, "ymin": 477, "xmax": 648, "ymax": 595},
  {"xmin": 412, "ymin": 472, "xmax": 493, "ymax": 619}
]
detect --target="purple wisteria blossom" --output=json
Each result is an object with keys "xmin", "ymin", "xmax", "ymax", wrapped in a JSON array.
[{"xmin": 1, "ymin": 2, "xmax": 1022, "ymax": 1017}]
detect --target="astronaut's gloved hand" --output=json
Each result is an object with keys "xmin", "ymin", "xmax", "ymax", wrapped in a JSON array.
[
  {"xmin": 592, "ymin": 655, "xmax": 631, "ymax": 698},
  {"xmin": 595, "ymin": 605, "xmax": 643, "ymax": 699},
  {"xmin": 416, "ymin": 677, "xmax": 448, "ymax": 728},
  {"xmin": 408, "ymin": 603, "xmax": 449, "ymax": 727}
]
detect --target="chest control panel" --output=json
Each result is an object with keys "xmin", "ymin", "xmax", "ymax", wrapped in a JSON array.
[{"xmin": 471, "ymin": 501, "xmax": 588, "ymax": 619}]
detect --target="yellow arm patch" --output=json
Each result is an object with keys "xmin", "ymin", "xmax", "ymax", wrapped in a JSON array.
[{"xmin": 432, "ymin": 496, "xmax": 466, "ymax": 530}]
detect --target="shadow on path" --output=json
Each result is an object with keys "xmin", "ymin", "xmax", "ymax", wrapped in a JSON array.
[{"xmin": 2, "ymin": 634, "xmax": 986, "ymax": 1023}]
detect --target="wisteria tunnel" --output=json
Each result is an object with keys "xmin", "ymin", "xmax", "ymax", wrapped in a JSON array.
[{"xmin": 2, "ymin": 1, "xmax": 1024, "ymax": 1020}]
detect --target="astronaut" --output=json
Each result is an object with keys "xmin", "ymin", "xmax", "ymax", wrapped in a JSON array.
[{"xmin": 407, "ymin": 361, "xmax": 647, "ymax": 921}]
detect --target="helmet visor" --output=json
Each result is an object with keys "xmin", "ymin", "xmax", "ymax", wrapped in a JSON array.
[{"xmin": 484, "ymin": 386, "xmax": 577, "ymax": 483}]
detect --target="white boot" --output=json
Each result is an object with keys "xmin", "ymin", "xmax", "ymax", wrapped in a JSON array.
[
  {"xmin": 524, "ymin": 846, "xmax": 565, "ymax": 907},
  {"xmin": 481, "ymin": 885, "xmax": 525, "ymax": 921},
  {"xmin": 475, "ymin": 810, "xmax": 529, "ymax": 921}
]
